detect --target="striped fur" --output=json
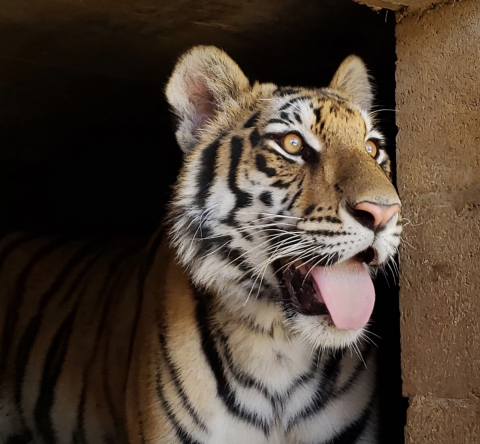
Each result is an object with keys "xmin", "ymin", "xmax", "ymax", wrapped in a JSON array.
[{"xmin": 0, "ymin": 46, "xmax": 401, "ymax": 443}]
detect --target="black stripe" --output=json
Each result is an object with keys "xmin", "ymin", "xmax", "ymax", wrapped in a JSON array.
[
  {"xmin": 4, "ymin": 431, "xmax": 32, "ymax": 444},
  {"xmin": 197, "ymin": 238, "xmax": 255, "ymax": 280},
  {"xmin": 271, "ymin": 179, "xmax": 294, "ymax": 189},
  {"xmin": 249, "ymin": 128, "xmax": 261, "ymax": 147},
  {"xmin": 0, "ymin": 237, "xmax": 67, "ymax": 375},
  {"xmin": 187, "ymin": 214, "xmax": 249, "ymax": 263},
  {"xmin": 325, "ymin": 216, "xmax": 342, "ymax": 224},
  {"xmin": 158, "ymin": 333, "xmax": 208, "ymax": 431},
  {"xmin": 280, "ymin": 112, "xmax": 294, "ymax": 124},
  {"xmin": 125, "ymin": 230, "xmax": 164, "ymax": 444},
  {"xmin": 32, "ymin": 246, "xmax": 108, "ymax": 443},
  {"xmin": 337, "ymin": 345, "xmax": 373, "ymax": 395},
  {"xmin": 259, "ymin": 191, "xmax": 273, "ymax": 207},
  {"xmin": 255, "ymin": 154, "xmax": 276, "ymax": 177},
  {"xmin": 323, "ymin": 91, "xmax": 347, "ymax": 102},
  {"xmin": 275, "ymin": 173, "xmax": 302, "ymax": 190},
  {"xmin": 344, "ymin": 106, "xmax": 355, "ymax": 115},
  {"xmin": 126, "ymin": 229, "xmax": 164, "ymax": 390},
  {"xmin": 286, "ymin": 177, "xmax": 304, "ymax": 211},
  {"xmin": 72, "ymin": 386, "xmax": 88, "ymax": 444},
  {"xmin": 216, "ymin": 330, "xmax": 269, "ymax": 397},
  {"xmin": 196, "ymin": 138, "xmax": 221, "ymax": 206},
  {"xmin": 34, "ymin": 304, "xmax": 79, "ymax": 444},
  {"xmin": 229, "ymin": 136, "xmax": 252, "ymax": 209},
  {"xmin": 293, "ymin": 112, "xmax": 302, "ymax": 124},
  {"xmin": 76, "ymin": 244, "xmax": 139, "ymax": 442},
  {"xmin": 217, "ymin": 327, "xmax": 319, "ymax": 406},
  {"xmin": 307, "ymin": 229, "xmax": 347, "ymax": 237},
  {"xmin": 193, "ymin": 228, "xmax": 232, "ymax": 256},
  {"xmin": 0, "ymin": 233, "xmax": 36, "ymax": 273},
  {"xmin": 243, "ymin": 111, "xmax": 261, "ymax": 128},
  {"xmin": 329, "ymin": 406, "xmax": 372, "ymax": 444},
  {"xmin": 286, "ymin": 350, "xmax": 343, "ymax": 431},
  {"xmin": 155, "ymin": 365, "xmax": 203, "ymax": 444},
  {"xmin": 14, "ymin": 241, "xmax": 107, "ymax": 421},
  {"xmin": 195, "ymin": 295, "xmax": 269, "ymax": 436},
  {"xmin": 276, "ymin": 88, "xmax": 300, "ymax": 96},
  {"xmin": 266, "ymin": 118, "xmax": 288, "ymax": 126},
  {"xmin": 278, "ymin": 96, "xmax": 310, "ymax": 111},
  {"xmin": 184, "ymin": 219, "xmax": 216, "ymax": 243},
  {"xmin": 234, "ymin": 315, "xmax": 274, "ymax": 337},
  {"xmin": 102, "ymin": 269, "xmax": 136, "ymax": 439},
  {"xmin": 304, "ymin": 205, "xmax": 315, "ymax": 216},
  {"xmin": 280, "ymin": 350, "xmax": 321, "ymax": 401}
]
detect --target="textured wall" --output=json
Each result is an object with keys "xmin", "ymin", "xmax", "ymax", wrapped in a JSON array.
[
  {"xmin": 354, "ymin": 0, "xmax": 445, "ymax": 11},
  {"xmin": 396, "ymin": 0, "xmax": 480, "ymax": 442}
]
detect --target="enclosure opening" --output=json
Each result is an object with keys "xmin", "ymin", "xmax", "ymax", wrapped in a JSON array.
[{"xmin": 0, "ymin": 0, "xmax": 405, "ymax": 440}]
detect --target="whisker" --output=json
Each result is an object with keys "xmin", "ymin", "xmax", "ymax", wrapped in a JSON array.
[{"xmin": 187, "ymin": 206, "xmax": 218, "ymax": 253}]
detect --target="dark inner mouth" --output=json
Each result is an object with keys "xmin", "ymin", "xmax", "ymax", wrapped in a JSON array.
[
  {"xmin": 279, "ymin": 247, "xmax": 376, "ymax": 317},
  {"xmin": 282, "ymin": 263, "xmax": 329, "ymax": 316},
  {"xmin": 354, "ymin": 247, "xmax": 375, "ymax": 264}
]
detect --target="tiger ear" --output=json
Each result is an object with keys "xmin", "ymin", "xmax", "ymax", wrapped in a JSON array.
[
  {"xmin": 165, "ymin": 46, "xmax": 250, "ymax": 154},
  {"xmin": 329, "ymin": 55, "xmax": 373, "ymax": 111}
]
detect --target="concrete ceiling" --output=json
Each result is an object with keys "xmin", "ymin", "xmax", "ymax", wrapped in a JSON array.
[
  {"xmin": 0, "ymin": 0, "xmax": 396, "ymax": 83},
  {"xmin": 354, "ymin": 0, "xmax": 447, "ymax": 11}
]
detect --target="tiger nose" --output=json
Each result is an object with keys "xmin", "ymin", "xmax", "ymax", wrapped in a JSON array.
[{"xmin": 350, "ymin": 202, "xmax": 401, "ymax": 232}]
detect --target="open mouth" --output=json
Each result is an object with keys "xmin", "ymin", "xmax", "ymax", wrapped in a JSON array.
[{"xmin": 279, "ymin": 247, "xmax": 377, "ymax": 331}]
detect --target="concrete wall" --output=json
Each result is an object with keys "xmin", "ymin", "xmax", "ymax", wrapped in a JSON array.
[{"xmin": 395, "ymin": 1, "xmax": 480, "ymax": 442}]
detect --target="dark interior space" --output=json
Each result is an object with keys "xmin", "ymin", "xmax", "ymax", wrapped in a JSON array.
[{"xmin": 0, "ymin": 0, "xmax": 405, "ymax": 441}]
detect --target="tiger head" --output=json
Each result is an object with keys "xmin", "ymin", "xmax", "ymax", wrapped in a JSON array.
[{"xmin": 166, "ymin": 46, "xmax": 402, "ymax": 349}]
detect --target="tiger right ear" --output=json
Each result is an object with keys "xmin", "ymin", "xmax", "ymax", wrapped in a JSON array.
[
  {"xmin": 165, "ymin": 46, "xmax": 250, "ymax": 154},
  {"xmin": 329, "ymin": 55, "xmax": 374, "ymax": 112}
]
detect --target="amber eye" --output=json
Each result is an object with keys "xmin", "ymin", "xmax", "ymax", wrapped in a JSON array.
[
  {"xmin": 365, "ymin": 140, "xmax": 378, "ymax": 158},
  {"xmin": 283, "ymin": 133, "xmax": 304, "ymax": 154}
]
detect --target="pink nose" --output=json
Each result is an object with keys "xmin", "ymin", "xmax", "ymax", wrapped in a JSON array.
[{"xmin": 354, "ymin": 202, "xmax": 401, "ymax": 231}]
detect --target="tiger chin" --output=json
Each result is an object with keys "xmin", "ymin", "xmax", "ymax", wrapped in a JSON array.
[{"xmin": 0, "ymin": 46, "xmax": 401, "ymax": 444}]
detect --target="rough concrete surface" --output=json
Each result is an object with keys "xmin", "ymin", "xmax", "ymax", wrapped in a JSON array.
[
  {"xmin": 406, "ymin": 396, "xmax": 480, "ymax": 443},
  {"xmin": 0, "ymin": 0, "xmax": 304, "ymax": 83},
  {"xmin": 396, "ymin": 0, "xmax": 480, "ymax": 439},
  {"xmin": 354, "ymin": 0, "xmax": 446, "ymax": 11}
]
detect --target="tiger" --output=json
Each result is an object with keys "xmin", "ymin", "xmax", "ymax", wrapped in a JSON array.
[{"xmin": 0, "ymin": 45, "xmax": 402, "ymax": 444}]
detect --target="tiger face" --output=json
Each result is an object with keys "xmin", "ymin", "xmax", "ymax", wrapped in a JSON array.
[{"xmin": 166, "ymin": 46, "xmax": 401, "ymax": 349}]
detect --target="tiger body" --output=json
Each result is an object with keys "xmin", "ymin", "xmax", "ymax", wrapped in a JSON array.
[
  {"xmin": 0, "ymin": 46, "xmax": 402, "ymax": 444},
  {"xmin": 0, "ymin": 235, "xmax": 143, "ymax": 443}
]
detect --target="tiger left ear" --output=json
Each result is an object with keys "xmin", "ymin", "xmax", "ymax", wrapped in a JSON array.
[
  {"xmin": 166, "ymin": 46, "xmax": 250, "ymax": 154},
  {"xmin": 329, "ymin": 55, "xmax": 374, "ymax": 111}
]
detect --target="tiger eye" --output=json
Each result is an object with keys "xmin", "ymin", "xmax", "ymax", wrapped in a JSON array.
[
  {"xmin": 365, "ymin": 140, "xmax": 378, "ymax": 158},
  {"xmin": 283, "ymin": 133, "xmax": 303, "ymax": 154}
]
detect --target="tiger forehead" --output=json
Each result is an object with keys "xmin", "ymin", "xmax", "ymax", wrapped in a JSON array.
[{"xmin": 265, "ymin": 93, "xmax": 368, "ymax": 141}]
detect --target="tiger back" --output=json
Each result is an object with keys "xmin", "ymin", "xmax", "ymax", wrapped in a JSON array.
[{"xmin": 0, "ymin": 46, "xmax": 402, "ymax": 444}]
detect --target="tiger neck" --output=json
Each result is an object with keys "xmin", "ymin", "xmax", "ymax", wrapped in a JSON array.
[
  {"xmin": 193, "ymin": 288, "xmax": 319, "ymax": 386},
  {"xmin": 147, "ymin": 242, "xmax": 320, "ymax": 391}
]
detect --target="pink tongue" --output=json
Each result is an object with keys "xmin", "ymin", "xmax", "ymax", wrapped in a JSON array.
[{"xmin": 310, "ymin": 259, "xmax": 375, "ymax": 330}]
